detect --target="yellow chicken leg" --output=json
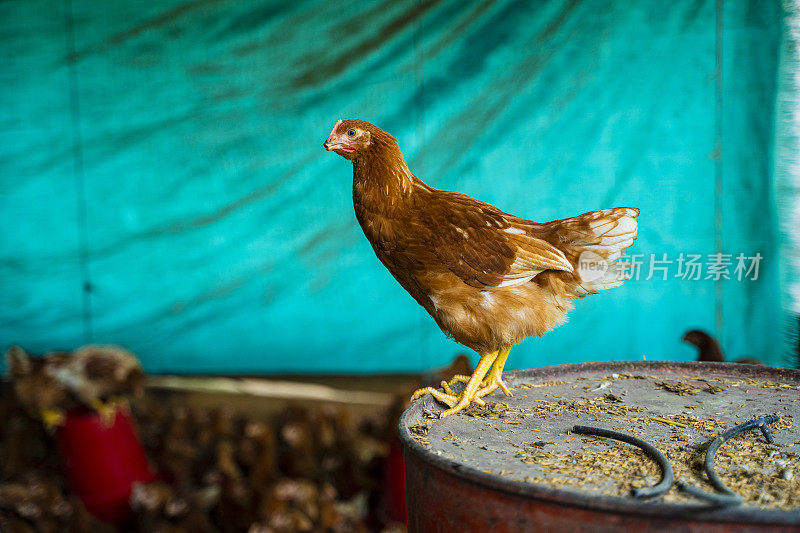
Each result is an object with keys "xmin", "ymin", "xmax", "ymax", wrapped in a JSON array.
[
  {"xmin": 444, "ymin": 347, "xmax": 512, "ymax": 401},
  {"xmin": 40, "ymin": 409, "xmax": 66, "ymax": 430},
  {"xmin": 476, "ymin": 346, "xmax": 513, "ymax": 400}
]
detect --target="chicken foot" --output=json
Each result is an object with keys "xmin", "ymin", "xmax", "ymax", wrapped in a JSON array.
[
  {"xmin": 412, "ymin": 351, "xmax": 498, "ymax": 417},
  {"xmin": 445, "ymin": 346, "xmax": 513, "ymax": 400}
]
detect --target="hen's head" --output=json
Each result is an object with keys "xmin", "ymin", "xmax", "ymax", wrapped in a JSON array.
[
  {"xmin": 682, "ymin": 329, "xmax": 713, "ymax": 349},
  {"xmin": 73, "ymin": 344, "xmax": 145, "ymax": 397},
  {"xmin": 324, "ymin": 119, "xmax": 397, "ymax": 161}
]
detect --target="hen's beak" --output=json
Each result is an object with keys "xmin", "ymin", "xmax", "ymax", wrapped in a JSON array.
[
  {"xmin": 325, "ymin": 140, "xmax": 354, "ymax": 153},
  {"xmin": 324, "ymin": 120, "xmax": 355, "ymax": 153}
]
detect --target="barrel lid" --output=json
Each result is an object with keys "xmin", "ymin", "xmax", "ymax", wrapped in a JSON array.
[{"xmin": 399, "ymin": 361, "xmax": 800, "ymax": 524}]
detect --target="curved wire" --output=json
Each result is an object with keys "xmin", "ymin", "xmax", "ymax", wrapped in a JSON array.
[
  {"xmin": 675, "ymin": 480, "xmax": 742, "ymax": 506},
  {"xmin": 572, "ymin": 425, "xmax": 673, "ymax": 498},
  {"xmin": 703, "ymin": 415, "xmax": 780, "ymax": 496}
]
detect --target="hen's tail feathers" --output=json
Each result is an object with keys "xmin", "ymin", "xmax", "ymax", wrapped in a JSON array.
[{"xmin": 556, "ymin": 207, "xmax": 639, "ymax": 294}]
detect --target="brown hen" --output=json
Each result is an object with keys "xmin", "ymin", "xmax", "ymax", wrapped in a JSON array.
[
  {"xmin": 6, "ymin": 344, "xmax": 144, "ymax": 428},
  {"xmin": 324, "ymin": 119, "xmax": 639, "ymax": 416}
]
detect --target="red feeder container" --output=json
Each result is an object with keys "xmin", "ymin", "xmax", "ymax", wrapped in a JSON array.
[
  {"xmin": 57, "ymin": 406, "xmax": 154, "ymax": 525},
  {"xmin": 385, "ymin": 438, "xmax": 407, "ymax": 523}
]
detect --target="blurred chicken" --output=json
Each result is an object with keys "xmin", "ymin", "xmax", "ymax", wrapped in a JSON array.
[
  {"xmin": 325, "ymin": 119, "xmax": 639, "ymax": 416},
  {"xmin": 130, "ymin": 480, "xmax": 219, "ymax": 533},
  {"xmin": 683, "ymin": 330, "xmax": 762, "ymax": 365},
  {"xmin": 0, "ymin": 476, "xmax": 114, "ymax": 533},
  {"xmin": 5, "ymin": 347, "xmax": 70, "ymax": 429},
  {"xmin": 5, "ymin": 345, "xmax": 144, "ymax": 428},
  {"xmin": 0, "ymin": 386, "xmax": 394, "ymax": 531},
  {"xmin": 238, "ymin": 420, "xmax": 277, "ymax": 488}
]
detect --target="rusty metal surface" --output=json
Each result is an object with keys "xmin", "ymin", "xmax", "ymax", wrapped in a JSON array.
[{"xmin": 399, "ymin": 361, "xmax": 800, "ymax": 530}]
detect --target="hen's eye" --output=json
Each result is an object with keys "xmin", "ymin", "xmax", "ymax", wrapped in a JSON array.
[{"xmin": 347, "ymin": 129, "xmax": 356, "ymax": 137}]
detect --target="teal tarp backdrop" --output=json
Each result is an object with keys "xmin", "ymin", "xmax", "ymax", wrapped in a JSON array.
[{"xmin": 0, "ymin": 0, "xmax": 789, "ymax": 373}]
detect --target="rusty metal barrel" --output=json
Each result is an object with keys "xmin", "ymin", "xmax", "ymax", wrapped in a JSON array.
[{"xmin": 399, "ymin": 361, "xmax": 800, "ymax": 532}]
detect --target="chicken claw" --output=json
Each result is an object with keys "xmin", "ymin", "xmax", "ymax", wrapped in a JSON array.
[
  {"xmin": 475, "ymin": 375, "xmax": 512, "ymax": 400},
  {"xmin": 423, "ymin": 351, "xmax": 499, "ymax": 417},
  {"xmin": 411, "ymin": 386, "xmax": 457, "ymax": 407},
  {"xmin": 440, "ymin": 380, "xmax": 485, "ymax": 406},
  {"xmin": 410, "ymin": 348, "xmax": 517, "ymax": 417},
  {"xmin": 447, "ymin": 374, "xmax": 508, "ymax": 397},
  {"xmin": 410, "ymin": 380, "xmax": 487, "ymax": 411}
]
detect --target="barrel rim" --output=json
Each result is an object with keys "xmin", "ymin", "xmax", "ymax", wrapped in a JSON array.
[{"xmin": 398, "ymin": 360, "xmax": 800, "ymax": 525}]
